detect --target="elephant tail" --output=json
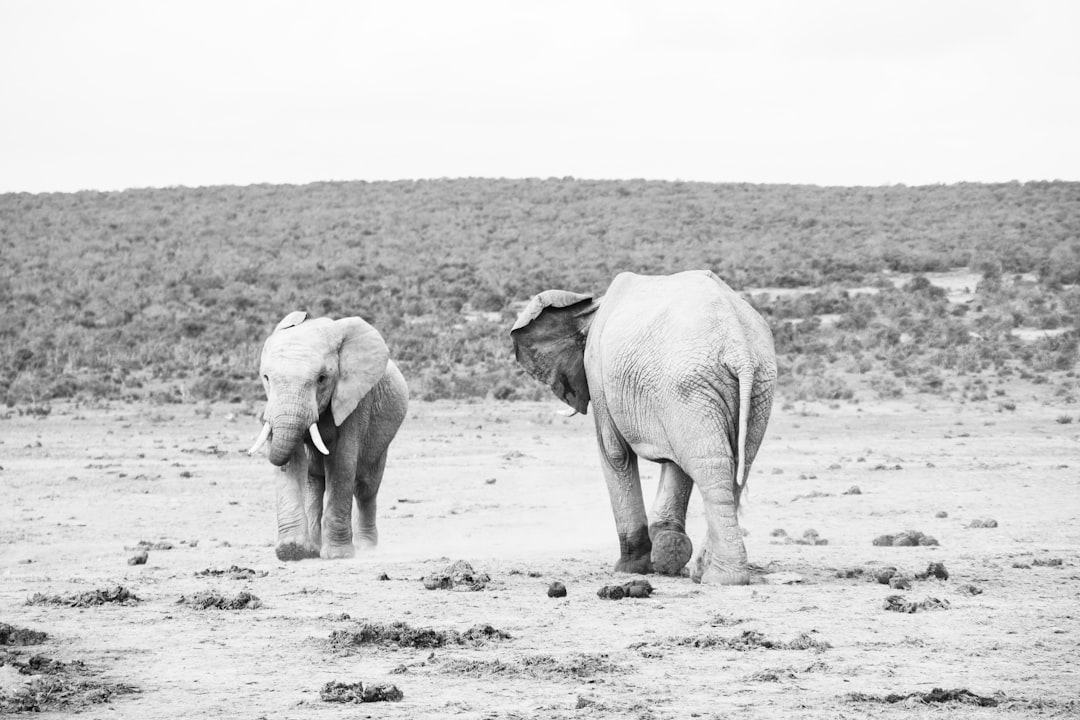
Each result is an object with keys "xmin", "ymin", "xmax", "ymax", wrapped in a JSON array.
[{"xmin": 734, "ymin": 363, "xmax": 754, "ymax": 500}]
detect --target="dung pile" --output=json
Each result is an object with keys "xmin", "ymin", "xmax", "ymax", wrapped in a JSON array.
[
  {"xmin": 597, "ymin": 579, "xmax": 654, "ymax": 600},
  {"xmin": 177, "ymin": 590, "xmax": 262, "ymax": 609},
  {"xmin": 438, "ymin": 652, "xmax": 622, "ymax": 680},
  {"xmin": 193, "ymin": 566, "xmax": 268, "ymax": 580},
  {"xmin": 883, "ymin": 595, "xmax": 950, "ymax": 613},
  {"xmin": 422, "ymin": 560, "xmax": 490, "ymax": 591},
  {"xmin": 0, "ymin": 623, "xmax": 47, "ymax": 646},
  {"xmin": 672, "ymin": 630, "xmax": 831, "ymax": 652},
  {"xmin": 329, "ymin": 621, "xmax": 511, "ymax": 650},
  {"xmin": 320, "ymin": 680, "xmax": 403, "ymax": 703},
  {"xmin": 0, "ymin": 647, "xmax": 137, "ymax": 713},
  {"xmin": 27, "ymin": 586, "xmax": 140, "ymax": 608},
  {"xmin": 848, "ymin": 687, "xmax": 998, "ymax": 706}
]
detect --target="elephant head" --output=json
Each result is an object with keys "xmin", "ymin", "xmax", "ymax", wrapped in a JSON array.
[
  {"xmin": 249, "ymin": 311, "xmax": 389, "ymax": 466},
  {"xmin": 510, "ymin": 290, "xmax": 600, "ymax": 414}
]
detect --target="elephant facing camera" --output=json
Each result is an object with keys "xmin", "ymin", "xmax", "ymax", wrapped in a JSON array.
[
  {"xmin": 512, "ymin": 270, "xmax": 776, "ymax": 585},
  {"xmin": 248, "ymin": 311, "xmax": 409, "ymax": 561}
]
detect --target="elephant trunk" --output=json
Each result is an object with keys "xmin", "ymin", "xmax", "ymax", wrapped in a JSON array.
[
  {"xmin": 266, "ymin": 396, "xmax": 315, "ymax": 467},
  {"xmin": 268, "ymin": 421, "xmax": 304, "ymax": 466}
]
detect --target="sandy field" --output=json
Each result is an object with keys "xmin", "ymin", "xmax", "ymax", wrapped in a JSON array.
[{"xmin": 1, "ymin": 391, "xmax": 1078, "ymax": 718}]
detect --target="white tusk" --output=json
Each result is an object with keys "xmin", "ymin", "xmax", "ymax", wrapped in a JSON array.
[
  {"xmin": 309, "ymin": 422, "xmax": 330, "ymax": 455},
  {"xmin": 247, "ymin": 422, "xmax": 271, "ymax": 455},
  {"xmin": 556, "ymin": 408, "xmax": 578, "ymax": 417}
]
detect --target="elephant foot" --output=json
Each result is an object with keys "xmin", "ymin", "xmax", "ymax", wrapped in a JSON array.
[
  {"xmin": 615, "ymin": 526, "xmax": 653, "ymax": 574},
  {"xmin": 614, "ymin": 554, "xmax": 653, "ymax": 575},
  {"xmin": 321, "ymin": 542, "xmax": 356, "ymax": 560},
  {"xmin": 276, "ymin": 541, "xmax": 320, "ymax": 562},
  {"xmin": 691, "ymin": 565, "xmax": 751, "ymax": 587},
  {"xmin": 694, "ymin": 565, "xmax": 752, "ymax": 585},
  {"xmin": 689, "ymin": 545, "xmax": 751, "ymax": 585},
  {"xmin": 355, "ymin": 532, "xmax": 378, "ymax": 550},
  {"xmin": 650, "ymin": 530, "xmax": 693, "ymax": 576}
]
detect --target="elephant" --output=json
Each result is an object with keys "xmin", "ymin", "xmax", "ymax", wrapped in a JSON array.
[
  {"xmin": 511, "ymin": 270, "xmax": 776, "ymax": 585},
  {"xmin": 248, "ymin": 311, "xmax": 408, "ymax": 561}
]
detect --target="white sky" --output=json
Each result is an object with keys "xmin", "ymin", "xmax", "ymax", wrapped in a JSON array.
[{"xmin": 1, "ymin": 0, "xmax": 1077, "ymax": 193}]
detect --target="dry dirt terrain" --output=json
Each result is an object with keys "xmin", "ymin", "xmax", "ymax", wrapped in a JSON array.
[{"xmin": 1, "ymin": 392, "xmax": 1078, "ymax": 719}]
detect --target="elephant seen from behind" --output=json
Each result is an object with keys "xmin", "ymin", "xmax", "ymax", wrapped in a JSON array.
[
  {"xmin": 511, "ymin": 270, "xmax": 776, "ymax": 585},
  {"xmin": 249, "ymin": 311, "xmax": 408, "ymax": 561}
]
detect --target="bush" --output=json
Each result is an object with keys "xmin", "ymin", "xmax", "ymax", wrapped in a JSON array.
[{"xmin": 1, "ymin": 179, "xmax": 1078, "ymax": 404}]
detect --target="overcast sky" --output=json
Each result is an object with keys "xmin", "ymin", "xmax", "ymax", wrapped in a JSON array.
[{"xmin": 1, "ymin": 0, "xmax": 1077, "ymax": 193}]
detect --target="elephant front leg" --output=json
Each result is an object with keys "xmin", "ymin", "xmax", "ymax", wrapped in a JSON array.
[
  {"xmin": 274, "ymin": 448, "xmax": 320, "ymax": 561},
  {"xmin": 321, "ymin": 453, "xmax": 358, "ymax": 559},
  {"xmin": 596, "ymin": 426, "xmax": 652, "ymax": 574},
  {"xmin": 304, "ymin": 456, "xmax": 326, "ymax": 550},
  {"xmin": 650, "ymin": 462, "xmax": 694, "ymax": 575},
  {"xmin": 686, "ymin": 456, "xmax": 750, "ymax": 585}
]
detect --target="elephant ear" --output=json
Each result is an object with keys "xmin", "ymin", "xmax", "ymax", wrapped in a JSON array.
[
  {"xmin": 331, "ymin": 317, "xmax": 390, "ymax": 426},
  {"xmin": 510, "ymin": 290, "xmax": 598, "ymax": 414},
  {"xmin": 274, "ymin": 310, "xmax": 308, "ymax": 332}
]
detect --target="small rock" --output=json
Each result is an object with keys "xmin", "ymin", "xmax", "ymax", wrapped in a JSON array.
[
  {"xmin": 547, "ymin": 581, "xmax": 567, "ymax": 598},
  {"xmin": 957, "ymin": 583, "xmax": 983, "ymax": 596},
  {"xmin": 128, "ymin": 551, "xmax": 148, "ymax": 566},
  {"xmin": 843, "ymin": 485, "xmax": 862, "ymax": 495},
  {"xmin": 888, "ymin": 575, "xmax": 912, "ymax": 590},
  {"xmin": 935, "ymin": 510, "xmax": 948, "ymax": 518},
  {"xmin": 873, "ymin": 567, "xmax": 898, "ymax": 585},
  {"xmin": 875, "ymin": 529, "xmax": 935, "ymax": 547},
  {"xmin": 422, "ymin": 575, "xmax": 453, "ymax": 590}
]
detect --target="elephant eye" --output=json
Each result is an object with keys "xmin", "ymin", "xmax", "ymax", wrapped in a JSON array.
[
  {"xmin": 262, "ymin": 374, "xmax": 269, "ymax": 383},
  {"xmin": 317, "ymin": 374, "xmax": 328, "ymax": 384}
]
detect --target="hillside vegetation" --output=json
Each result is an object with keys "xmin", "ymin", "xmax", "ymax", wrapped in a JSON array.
[{"xmin": 2, "ymin": 179, "xmax": 1078, "ymax": 406}]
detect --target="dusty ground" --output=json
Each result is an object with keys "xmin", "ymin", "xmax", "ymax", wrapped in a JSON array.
[{"xmin": 1, "ymin": 392, "xmax": 1078, "ymax": 719}]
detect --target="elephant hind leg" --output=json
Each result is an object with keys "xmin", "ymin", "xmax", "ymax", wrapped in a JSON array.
[
  {"xmin": 650, "ymin": 462, "xmax": 694, "ymax": 575},
  {"xmin": 353, "ymin": 453, "xmax": 388, "ymax": 550},
  {"xmin": 685, "ymin": 456, "xmax": 750, "ymax": 585}
]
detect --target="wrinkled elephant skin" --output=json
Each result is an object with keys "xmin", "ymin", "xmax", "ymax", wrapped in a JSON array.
[
  {"xmin": 512, "ymin": 271, "xmax": 776, "ymax": 584},
  {"xmin": 251, "ymin": 311, "xmax": 408, "ymax": 561}
]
